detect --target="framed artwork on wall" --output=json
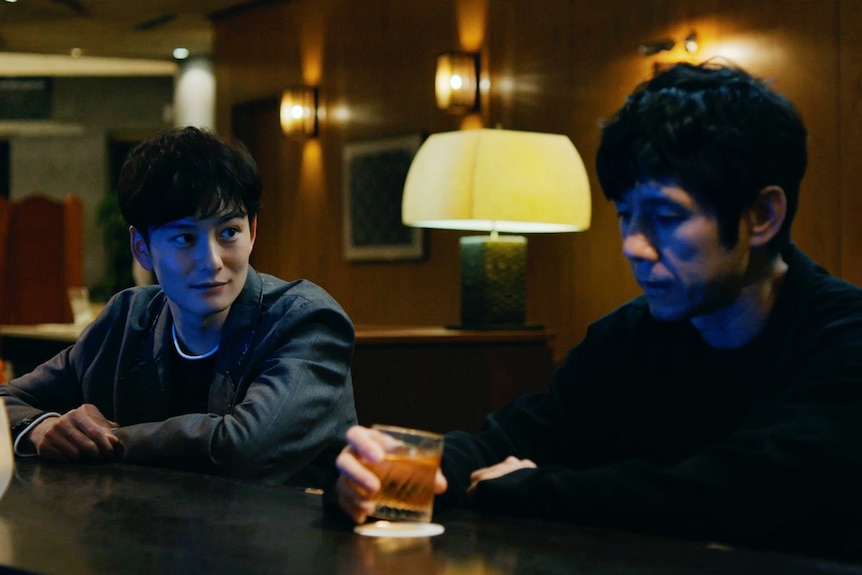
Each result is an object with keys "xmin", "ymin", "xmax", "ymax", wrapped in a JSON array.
[{"xmin": 342, "ymin": 134, "xmax": 425, "ymax": 262}]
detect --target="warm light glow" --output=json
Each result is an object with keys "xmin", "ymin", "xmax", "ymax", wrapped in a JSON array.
[
  {"xmin": 280, "ymin": 87, "xmax": 318, "ymax": 137},
  {"xmin": 300, "ymin": 138, "xmax": 324, "ymax": 204},
  {"xmin": 702, "ymin": 38, "xmax": 766, "ymax": 67},
  {"xmin": 295, "ymin": 0, "xmax": 330, "ymax": 85},
  {"xmin": 329, "ymin": 105, "xmax": 351, "ymax": 123},
  {"xmin": 403, "ymin": 129, "xmax": 591, "ymax": 233},
  {"xmin": 436, "ymin": 52, "xmax": 479, "ymax": 113},
  {"xmin": 456, "ymin": 0, "xmax": 487, "ymax": 51},
  {"xmin": 459, "ymin": 114, "xmax": 484, "ymax": 130},
  {"xmin": 684, "ymin": 33, "xmax": 699, "ymax": 54}
]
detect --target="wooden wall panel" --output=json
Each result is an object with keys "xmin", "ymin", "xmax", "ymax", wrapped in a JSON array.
[
  {"xmin": 214, "ymin": 0, "xmax": 857, "ymax": 364},
  {"xmin": 840, "ymin": 0, "xmax": 862, "ymax": 288}
]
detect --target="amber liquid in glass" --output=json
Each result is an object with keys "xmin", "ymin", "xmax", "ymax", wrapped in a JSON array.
[{"xmin": 368, "ymin": 451, "xmax": 440, "ymax": 522}]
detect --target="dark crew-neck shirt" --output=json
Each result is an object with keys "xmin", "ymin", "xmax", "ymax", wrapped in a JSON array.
[{"xmin": 169, "ymin": 345, "xmax": 216, "ymax": 416}]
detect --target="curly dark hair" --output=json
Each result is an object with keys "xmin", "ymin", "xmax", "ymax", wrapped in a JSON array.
[
  {"xmin": 596, "ymin": 61, "xmax": 807, "ymax": 254},
  {"xmin": 117, "ymin": 126, "xmax": 262, "ymax": 240}
]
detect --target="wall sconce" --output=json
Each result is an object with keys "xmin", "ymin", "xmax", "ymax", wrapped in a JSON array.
[
  {"xmin": 280, "ymin": 86, "xmax": 318, "ymax": 137},
  {"xmin": 683, "ymin": 33, "xmax": 699, "ymax": 54},
  {"xmin": 435, "ymin": 52, "xmax": 479, "ymax": 114},
  {"xmin": 638, "ymin": 33, "xmax": 699, "ymax": 56}
]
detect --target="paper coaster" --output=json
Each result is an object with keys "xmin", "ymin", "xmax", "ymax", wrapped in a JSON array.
[{"xmin": 354, "ymin": 521, "xmax": 445, "ymax": 538}]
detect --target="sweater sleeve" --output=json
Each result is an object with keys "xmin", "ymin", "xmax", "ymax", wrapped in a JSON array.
[
  {"xmin": 467, "ymin": 336, "xmax": 862, "ymax": 557},
  {"xmin": 475, "ymin": 398, "xmax": 861, "ymax": 534},
  {"xmin": 439, "ymin": 325, "xmax": 621, "ymax": 508},
  {"xmin": 439, "ymin": 292, "xmax": 862, "ymax": 558}
]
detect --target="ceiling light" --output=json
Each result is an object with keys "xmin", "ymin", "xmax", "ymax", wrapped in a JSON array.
[{"xmin": 172, "ymin": 48, "xmax": 190, "ymax": 60}]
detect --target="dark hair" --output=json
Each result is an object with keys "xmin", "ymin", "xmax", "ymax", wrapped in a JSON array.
[
  {"xmin": 596, "ymin": 61, "xmax": 807, "ymax": 253},
  {"xmin": 117, "ymin": 126, "xmax": 262, "ymax": 240}
]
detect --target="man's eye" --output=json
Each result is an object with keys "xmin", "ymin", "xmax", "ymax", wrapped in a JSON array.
[
  {"xmin": 172, "ymin": 234, "xmax": 195, "ymax": 246},
  {"xmin": 654, "ymin": 211, "xmax": 685, "ymax": 223},
  {"xmin": 221, "ymin": 227, "xmax": 240, "ymax": 239}
]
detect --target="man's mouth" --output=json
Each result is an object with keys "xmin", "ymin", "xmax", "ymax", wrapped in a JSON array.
[
  {"xmin": 638, "ymin": 279, "xmax": 671, "ymax": 294},
  {"xmin": 192, "ymin": 281, "xmax": 227, "ymax": 290}
]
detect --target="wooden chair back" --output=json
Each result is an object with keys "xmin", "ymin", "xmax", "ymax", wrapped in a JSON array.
[{"xmin": 0, "ymin": 195, "xmax": 83, "ymax": 325}]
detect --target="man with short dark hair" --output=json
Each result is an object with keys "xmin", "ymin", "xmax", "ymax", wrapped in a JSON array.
[
  {"xmin": 1, "ymin": 126, "xmax": 357, "ymax": 487},
  {"xmin": 335, "ymin": 62, "xmax": 862, "ymax": 559}
]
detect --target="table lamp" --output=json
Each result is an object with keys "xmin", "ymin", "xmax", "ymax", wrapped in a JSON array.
[{"xmin": 402, "ymin": 128, "xmax": 591, "ymax": 329}]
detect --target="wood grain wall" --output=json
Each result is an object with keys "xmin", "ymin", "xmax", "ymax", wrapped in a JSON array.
[{"xmin": 213, "ymin": 0, "xmax": 860, "ymax": 363}]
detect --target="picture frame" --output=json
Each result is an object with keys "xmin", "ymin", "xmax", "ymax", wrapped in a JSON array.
[{"xmin": 342, "ymin": 134, "xmax": 425, "ymax": 262}]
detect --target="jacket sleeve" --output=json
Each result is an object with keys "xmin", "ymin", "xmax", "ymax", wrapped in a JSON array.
[
  {"xmin": 114, "ymin": 294, "xmax": 357, "ymax": 486},
  {"xmin": 0, "ymin": 347, "xmax": 80, "ymax": 433},
  {"xmin": 0, "ymin": 302, "xmax": 121, "ymax": 436}
]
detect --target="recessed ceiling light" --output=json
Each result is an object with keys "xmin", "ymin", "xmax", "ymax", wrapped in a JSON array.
[
  {"xmin": 4, "ymin": 0, "xmax": 18, "ymax": 4},
  {"xmin": 172, "ymin": 47, "xmax": 190, "ymax": 60}
]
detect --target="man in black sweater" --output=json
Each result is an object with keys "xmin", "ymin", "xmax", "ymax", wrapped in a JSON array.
[{"xmin": 335, "ymin": 62, "xmax": 862, "ymax": 560}]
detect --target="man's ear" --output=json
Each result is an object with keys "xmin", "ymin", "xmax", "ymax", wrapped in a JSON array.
[
  {"xmin": 249, "ymin": 216, "xmax": 258, "ymax": 249},
  {"xmin": 747, "ymin": 185, "xmax": 787, "ymax": 248},
  {"xmin": 129, "ymin": 226, "xmax": 155, "ymax": 272}
]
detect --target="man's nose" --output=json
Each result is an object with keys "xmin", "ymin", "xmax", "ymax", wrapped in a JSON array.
[
  {"xmin": 621, "ymin": 221, "xmax": 659, "ymax": 262},
  {"xmin": 197, "ymin": 236, "xmax": 223, "ymax": 270}
]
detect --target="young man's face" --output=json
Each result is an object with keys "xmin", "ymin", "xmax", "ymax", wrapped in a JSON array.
[
  {"xmin": 614, "ymin": 182, "xmax": 751, "ymax": 322},
  {"xmin": 131, "ymin": 211, "xmax": 257, "ymax": 328}
]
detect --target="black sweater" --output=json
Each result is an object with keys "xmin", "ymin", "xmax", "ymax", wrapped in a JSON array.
[{"xmin": 441, "ymin": 245, "xmax": 862, "ymax": 560}]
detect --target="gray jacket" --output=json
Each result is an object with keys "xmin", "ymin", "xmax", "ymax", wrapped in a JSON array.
[{"xmin": 0, "ymin": 268, "xmax": 357, "ymax": 486}]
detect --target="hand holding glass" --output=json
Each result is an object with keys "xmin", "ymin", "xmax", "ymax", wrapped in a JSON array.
[{"xmin": 364, "ymin": 425, "xmax": 444, "ymax": 523}]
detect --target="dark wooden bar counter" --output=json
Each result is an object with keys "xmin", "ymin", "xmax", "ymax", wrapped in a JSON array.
[{"xmin": 0, "ymin": 459, "xmax": 857, "ymax": 575}]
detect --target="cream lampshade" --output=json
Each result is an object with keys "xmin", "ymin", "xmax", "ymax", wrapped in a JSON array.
[{"xmin": 402, "ymin": 128, "xmax": 591, "ymax": 329}]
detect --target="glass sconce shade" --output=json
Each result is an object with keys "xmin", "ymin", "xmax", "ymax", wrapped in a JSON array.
[
  {"xmin": 435, "ymin": 52, "xmax": 479, "ymax": 114},
  {"xmin": 280, "ymin": 86, "xmax": 318, "ymax": 137}
]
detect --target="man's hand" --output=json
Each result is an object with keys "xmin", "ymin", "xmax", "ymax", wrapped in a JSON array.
[
  {"xmin": 28, "ymin": 404, "xmax": 120, "ymax": 462},
  {"xmin": 335, "ymin": 425, "xmax": 448, "ymax": 524},
  {"xmin": 466, "ymin": 456, "xmax": 537, "ymax": 499}
]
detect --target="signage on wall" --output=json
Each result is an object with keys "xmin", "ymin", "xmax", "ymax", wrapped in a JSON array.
[{"xmin": 0, "ymin": 77, "xmax": 51, "ymax": 120}]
